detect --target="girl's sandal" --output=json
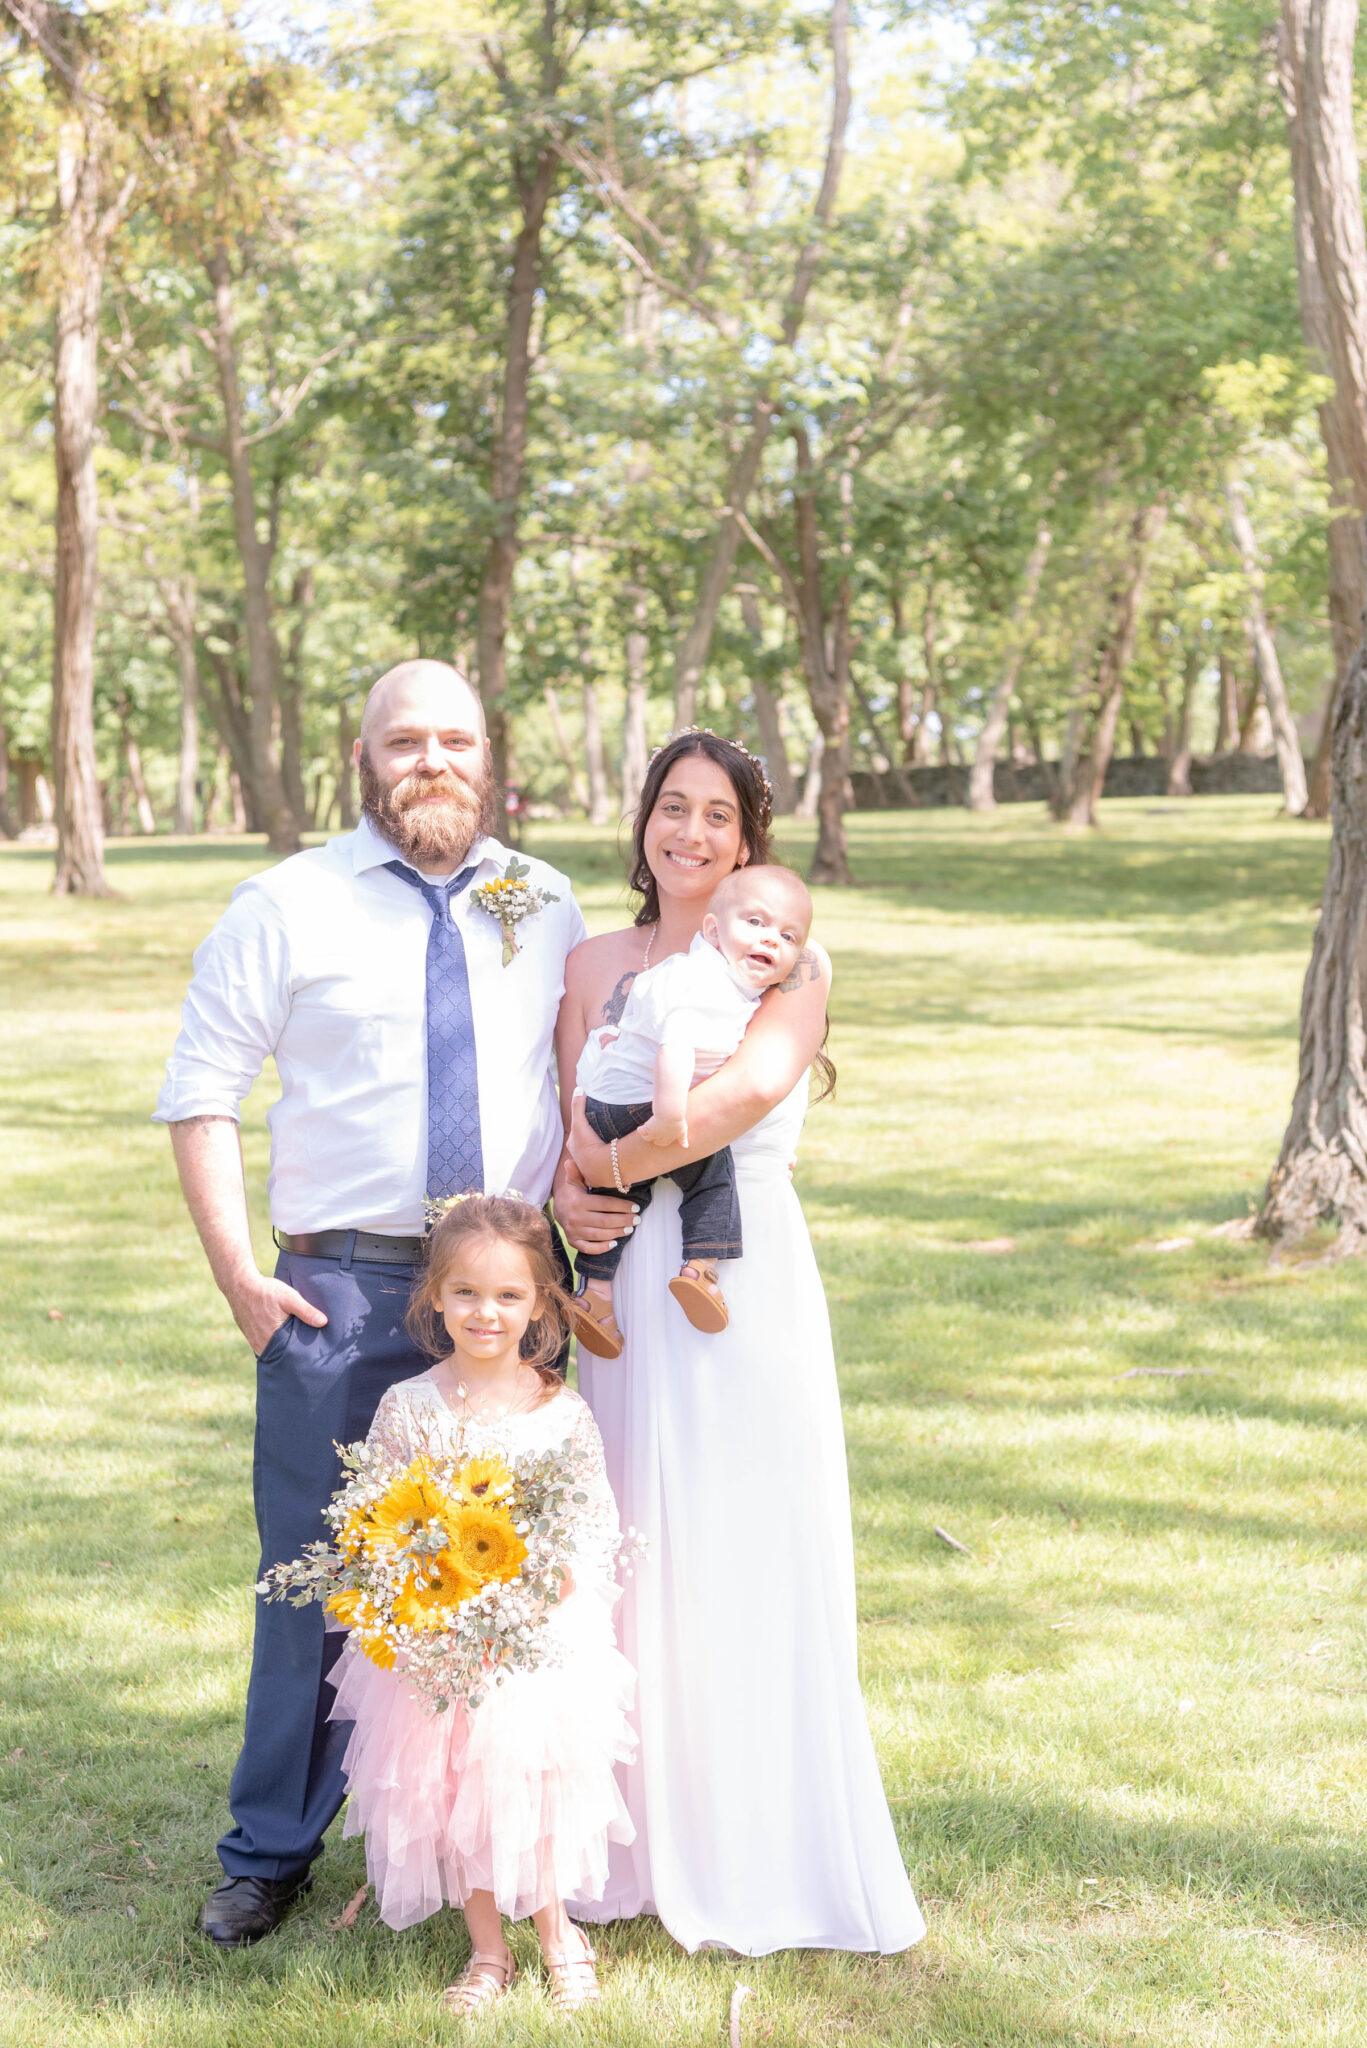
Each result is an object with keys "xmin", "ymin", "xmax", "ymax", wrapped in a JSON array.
[
  {"xmin": 442, "ymin": 1950, "xmax": 516, "ymax": 2015},
  {"xmin": 543, "ymin": 1929, "xmax": 601, "ymax": 2013},
  {"xmin": 668, "ymin": 1261, "xmax": 729, "ymax": 1334},
  {"xmin": 570, "ymin": 1287, "xmax": 625, "ymax": 1360}
]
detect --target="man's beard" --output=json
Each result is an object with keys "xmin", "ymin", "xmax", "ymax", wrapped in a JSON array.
[{"xmin": 359, "ymin": 748, "xmax": 497, "ymax": 867}]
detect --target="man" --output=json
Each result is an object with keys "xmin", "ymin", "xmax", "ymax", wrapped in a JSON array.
[{"xmin": 155, "ymin": 660, "xmax": 630, "ymax": 1947}]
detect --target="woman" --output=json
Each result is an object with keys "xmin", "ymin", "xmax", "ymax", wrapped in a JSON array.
[{"xmin": 553, "ymin": 731, "xmax": 923, "ymax": 1957}]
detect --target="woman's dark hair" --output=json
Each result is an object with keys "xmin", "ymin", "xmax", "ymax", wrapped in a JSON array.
[
  {"xmin": 407, "ymin": 1196, "xmax": 571, "ymax": 1397},
  {"xmin": 628, "ymin": 730, "xmax": 774, "ymax": 929}
]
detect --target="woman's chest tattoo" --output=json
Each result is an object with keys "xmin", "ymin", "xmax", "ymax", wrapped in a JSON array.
[{"xmin": 600, "ymin": 971, "xmax": 637, "ymax": 1027}]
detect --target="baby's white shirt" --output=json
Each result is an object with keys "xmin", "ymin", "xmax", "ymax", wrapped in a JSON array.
[{"xmin": 576, "ymin": 930, "xmax": 763, "ymax": 1105}]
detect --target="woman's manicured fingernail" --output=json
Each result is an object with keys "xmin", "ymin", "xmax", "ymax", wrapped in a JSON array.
[
  {"xmin": 631, "ymin": 1205, "xmax": 641, "ymax": 1214},
  {"xmin": 609, "ymin": 1239, "xmax": 618, "ymax": 1248}
]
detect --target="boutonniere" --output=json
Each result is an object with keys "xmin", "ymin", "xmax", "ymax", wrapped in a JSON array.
[{"xmin": 471, "ymin": 858, "xmax": 559, "ymax": 967}]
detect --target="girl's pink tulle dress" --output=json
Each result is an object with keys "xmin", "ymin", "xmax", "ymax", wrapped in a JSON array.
[{"xmin": 327, "ymin": 1373, "xmax": 636, "ymax": 1930}]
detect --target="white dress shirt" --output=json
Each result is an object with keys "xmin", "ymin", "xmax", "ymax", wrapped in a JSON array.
[
  {"xmin": 153, "ymin": 815, "xmax": 587, "ymax": 1233},
  {"xmin": 576, "ymin": 929, "xmax": 761, "ymax": 1104}
]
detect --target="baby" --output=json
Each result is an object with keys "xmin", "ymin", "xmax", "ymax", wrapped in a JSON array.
[{"xmin": 569, "ymin": 864, "xmax": 813, "ymax": 1360}]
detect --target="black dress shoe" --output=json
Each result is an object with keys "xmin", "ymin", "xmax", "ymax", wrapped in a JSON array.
[{"xmin": 196, "ymin": 1872, "xmax": 313, "ymax": 1948}]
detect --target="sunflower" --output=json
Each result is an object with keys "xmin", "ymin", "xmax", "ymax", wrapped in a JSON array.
[
  {"xmin": 392, "ymin": 1552, "xmax": 480, "ymax": 1631},
  {"xmin": 361, "ymin": 1632, "xmax": 398, "ymax": 1671},
  {"xmin": 364, "ymin": 1459, "xmax": 459, "ymax": 1558},
  {"xmin": 446, "ymin": 1504, "xmax": 527, "ymax": 1587},
  {"xmin": 324, "ymin": 1585, "xmax": 369, "ymax": 1628},
  {"xmin": 337, "ymin": 1507, "xmax": 377, "ymax": 1562},
  {"xmin": 453, "ymin": 1454, "xmax": 516, "ymax": 1507}
]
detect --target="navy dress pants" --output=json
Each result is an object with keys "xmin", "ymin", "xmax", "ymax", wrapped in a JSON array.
[{"xmin": 217, "ymin": 1250, "xmax": 427, "ymax": 1882}]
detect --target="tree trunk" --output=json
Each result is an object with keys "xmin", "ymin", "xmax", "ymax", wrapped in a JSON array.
[
  {"xmin": 121, "ymin": 718, "xmax": 156, "ymax": 834},
  {"xmin": 201, "ymin": 642, "xmax": 261, "ymax": 829},
  {"xmin": 893, "ymin": 584, "xmax": 918, "ymax": 766},
  {"xmin": 1215, "ymin": 644, "xmax": 1240, "ymax": 751},
  {"xmin": 1261, "ymin": 0, "xmax": 1367, "ymax": 1245},
  {"xmin": 911, "ymin": 583, "xmax": 938, "ymax": 765},
  {"xmin": 206, "ymin": 244, "xmax": 297, "ymax": 853},
  {"xmin": 1167, "ymin": 645, "xmax": 1200, "ymax": 797},
  {"xmin": 0, "ymin": 695, "xmax": 14, "ymax": 839},
  {"xmin": 50, "ymin": 117, "xmax": 112, "ymax": 896},
  {"xmin": 1226, "ymin": 475, "xmax": 1310, "ymax": 811},
  {"xmin": 581, "ymin": 675, "xmax": 612, "ymax": 825},
  {"xmin": 337, "ymin": 698, "xmax": 358, "ymax": 828},
  {"xmin": 621, "ymin": 584, "xmax": 650, "ymax": 815},
  {"xmin": 279, "ymin": 565, "xmax": 313, "ymax": 830},
  {"xmin": 738, "ymin": 587, "xmax": 798, "ymax": 812},
  {"xmin": 969, "ymin": 513, "xmax": 1053, "ymax": 811},
  {"xmin": 475, "ymin": 143, "xmax": 558, "ymax": 794},
  {"xmin": 796, "ymin": 728, "xmax": 824, "ymax": 820},
  {"xmin": 1279, "ymin": 2, "xmax": 1367, "ymax": 820},
  {"xmin": 671, "ymin": 0, "xmax": 851, "ymax": 725},
  {"xmin": 544, "ymin": 685, "xmax": 589, "ymax": 811},
  {"xmin": 1067, "ymin": 504, "xmax": 1167, "ymax": 828}
]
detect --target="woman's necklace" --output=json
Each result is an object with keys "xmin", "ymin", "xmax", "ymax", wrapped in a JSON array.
[
  {"xmin": 437, "ymin": 1362, "xmax": 536, "ymax": 1424},
  {"xmin": 642, "ymin": 922, "xmax": 657, "ymax": 971}
]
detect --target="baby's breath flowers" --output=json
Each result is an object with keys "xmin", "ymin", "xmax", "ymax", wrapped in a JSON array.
[
  {"xmin": 257, "ymin": 1432, "xmax": 635, "ymax": 1711},
  {"xmin": 471, "ymin": 856, "xmax": 559, "ymax": 966}
]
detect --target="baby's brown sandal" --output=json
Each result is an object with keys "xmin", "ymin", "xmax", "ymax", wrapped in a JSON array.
[
  {"xmin": 569, "ymin": 1285, "xmax": 625, "ymax": 1360},
  {"xmin": 668, "ymin": 1262, "xmax": 729, "ymax": 1334}
]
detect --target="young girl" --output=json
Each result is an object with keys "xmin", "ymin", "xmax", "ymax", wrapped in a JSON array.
[{"xmin": 326, "ymin": 1197, "xmax": 636, "ymax": 2016}]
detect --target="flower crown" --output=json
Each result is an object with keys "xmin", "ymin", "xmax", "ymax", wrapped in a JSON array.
[{"xmin": 650, "ymin": 726, "xmax": 775, "ymax": 831}]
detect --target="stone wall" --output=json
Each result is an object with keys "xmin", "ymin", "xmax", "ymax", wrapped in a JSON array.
[{"xmin": 848, "ymin": 753, "xmax": 1285, "ymax": 811}]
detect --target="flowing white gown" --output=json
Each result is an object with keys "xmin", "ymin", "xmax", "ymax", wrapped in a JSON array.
[{"xmin": 575, "ymin": 1079, "xmax": 924, "ymax": 1956}]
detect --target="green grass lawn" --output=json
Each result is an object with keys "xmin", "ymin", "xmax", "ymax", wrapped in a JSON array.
[{"xmin": 4, "ymin": 796, "xmax": 1367, "ymax": 2047}]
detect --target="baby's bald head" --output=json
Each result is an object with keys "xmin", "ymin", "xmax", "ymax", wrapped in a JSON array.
[{"xmin": 704, "ymin": 864, "xmax": 814, "ymax": 994}]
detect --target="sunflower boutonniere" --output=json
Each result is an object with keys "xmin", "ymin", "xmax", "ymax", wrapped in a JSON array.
[{"xmin": 470, "ymin": 857, "xmax": 559, "ymax": 966}]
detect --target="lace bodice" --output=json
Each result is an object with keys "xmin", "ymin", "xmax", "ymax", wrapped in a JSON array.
[{"xmin": 366, "ymin": 1373, "xmax": 623, "ymax": 1589}]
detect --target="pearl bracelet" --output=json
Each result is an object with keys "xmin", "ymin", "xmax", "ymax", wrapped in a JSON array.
[{"xmin": 609, "ymin": 1137, "xmax": 629, "ymax": 1195}]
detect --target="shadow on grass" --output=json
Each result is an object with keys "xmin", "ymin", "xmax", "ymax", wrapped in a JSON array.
[{"xmin": 903, "ymin": 1784, "xmax": 1367, "ymax": 1924}]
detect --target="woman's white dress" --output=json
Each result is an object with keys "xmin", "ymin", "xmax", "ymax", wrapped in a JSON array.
[{"xmin": 576, "ymin": 1080, "xmax": 923, "ymax": 1956}]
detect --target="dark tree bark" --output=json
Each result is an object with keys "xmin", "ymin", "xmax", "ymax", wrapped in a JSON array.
[
  {"xmin": 969, "ymin": 512, "xmax": 1053, "ymax": 812},
  {"xmin": 206, "ymin": 244, "xmax": 297, "ymax": 852},
  {"xmin": 671, "ymin": 0, "xmax": 851, "ymax": 726},
  {"xmin": 1262, "ymin": 0, "xmax": 1367, "ymax": 1246},
  {"xmin": 1066, "ymin": 503, "xmax": 1166, "ymax": 828}
]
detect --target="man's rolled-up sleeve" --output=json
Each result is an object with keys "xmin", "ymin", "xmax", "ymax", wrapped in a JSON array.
[{"xmin": 152, "ymin": 883, "xmax": 291, "ymax": 1124}]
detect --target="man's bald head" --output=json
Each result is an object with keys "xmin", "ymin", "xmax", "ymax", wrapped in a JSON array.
[
  {"xmin": 360, "ymin": 658, "xmax": 485, "ymax": 748},
  {"xmin": 356, "ymin": 658, "xmax": 496, "ymax": 871}
]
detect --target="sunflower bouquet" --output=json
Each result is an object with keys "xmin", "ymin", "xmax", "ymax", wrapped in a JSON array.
[
  {"xmin": 256, "ymin": 1436, "xmax": 596, "ymax": 1711},
  {"xmin": 470, "ymin": 856, "xmax": 559, "ymax": 966}
]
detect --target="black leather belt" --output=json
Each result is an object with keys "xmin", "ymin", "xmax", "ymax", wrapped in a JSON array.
[{"xmin": 274, "ymin": 1228, "xmax": 425, "ymax": 1266}]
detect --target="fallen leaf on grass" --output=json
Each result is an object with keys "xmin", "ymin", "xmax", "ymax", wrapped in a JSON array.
[
  {"xmin": 933, "ymin": 1525, "xmax": 974, "ymax": 1558},
  {"xmin": 1141, "ymin": 1237, "xmax": 1194, "ymax": 1252},
  {"xmin": 46, "ymin": 1308, "xmax": 65, "ymax": 1321},
  {"xmin": 330, "ymin": 1883, "xmax": 370, "ymax": 1931},
  {"xmin": 8, "ymin": 1748, "xmax": 22, "ymax": 1761},
  {"xmin": 729, "ymin": 1983, "xmax": 752, "ymax": 2048},
  {"xmin": 1208, "ymin": 1216, "xmax": 1257, "ymax": 1241},
  {"xmin": 960, "ymin": 1237, "xmax": 1016, "ymax": 1254}
]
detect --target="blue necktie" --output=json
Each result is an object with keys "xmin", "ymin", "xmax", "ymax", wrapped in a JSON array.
[{"xmin": 385, "ymin": 860, "xmax": 484, "ymax": 1202}]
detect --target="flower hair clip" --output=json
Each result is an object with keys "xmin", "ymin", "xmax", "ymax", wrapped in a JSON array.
[{"xmin": 424, "ymin": 1187, "xmax": 528, "ymax": 1228}]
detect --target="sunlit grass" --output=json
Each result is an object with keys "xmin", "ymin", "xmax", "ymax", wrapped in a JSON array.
[{"xmin": 4, "ymin": 797, "xmax": 1367, "ymax": 2045}]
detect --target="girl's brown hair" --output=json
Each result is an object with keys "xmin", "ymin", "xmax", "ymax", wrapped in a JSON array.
[
  {"xmin": 628, "ymin": 730, "xmax": 774, "ymax": 929},
  {"xmin": 406, "ymin": 1197, "xmax": 571, "ymax": 1396}
]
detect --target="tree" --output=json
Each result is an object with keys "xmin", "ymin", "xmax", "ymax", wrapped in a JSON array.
[
  {"xmin": 2, "ymin": 0, "xmax": 142, "ymax": 893},
  {"xmin": 1260, "ymin": 0, "xmax": 1367, "ymax": 1247}
]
